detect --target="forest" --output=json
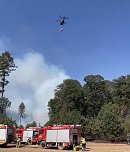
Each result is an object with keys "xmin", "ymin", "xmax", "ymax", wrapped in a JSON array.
[
  {"xmin": 0, "ymin": 51, "xmax": 130, "ymax": 141},
  {"xmin": 46, "ymin": 73, "xmax": 130, "ymax": 141}
]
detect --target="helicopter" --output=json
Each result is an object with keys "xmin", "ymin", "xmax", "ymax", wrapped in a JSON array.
[{"xmin": 56, "ymin": 14, "xmax": 70, "ymax": 31}]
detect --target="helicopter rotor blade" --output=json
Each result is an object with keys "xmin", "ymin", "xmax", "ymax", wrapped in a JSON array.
[
  {"xmin": 56, "ymin": 20, "xmax": 61, "ymax": 22},
  {"xmin": 59, "ymin": 14, "xmax": 62, "ymax": 19},
  {"xmin": 64, "ymin": 17, "xmax": 70, "ymax": 20}
]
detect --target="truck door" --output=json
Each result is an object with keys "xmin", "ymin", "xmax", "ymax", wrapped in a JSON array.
[
  {"xmin": 23, "ymin": 130, "xmax": 33, "ymax": 143},
  {"xmin": 7, "ymin": 128, "xmax": 14, "ymax": 143},
  {"xmin": 73, "ymin": 134, "xmax": 78, "ymax": 145},
  {"xmin": 0, "ymin": 128, "xmax": 7, "ymax": 145},
  {"xmin": 72, "ymin": 129, "xmax": 78, "ymax": 145}
]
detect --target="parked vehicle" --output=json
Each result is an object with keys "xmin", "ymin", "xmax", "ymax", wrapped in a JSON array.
[
  {"xmin": 16, "ymin": 127, "xmax": 42, "ymax": 144},
  {"xmin": 15, "ymin": 125, "xmax": 81, "ymax": 149},
  {"xmin": 0, "ymin": 124, "xmax": 16, "ymax": 146},
  {"xmin": 37, "ymin": 125, "xmax": 81, "ymax": 149}
]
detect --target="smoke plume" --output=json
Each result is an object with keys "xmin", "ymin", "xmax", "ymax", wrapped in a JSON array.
[{"xmin": 6, "ymin": 52, "xmax": 69, "ymax": 126}]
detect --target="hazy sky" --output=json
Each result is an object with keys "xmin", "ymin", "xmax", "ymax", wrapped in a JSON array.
[{"xmin": 1, "ymin": 0, "xmax": 130, "ymax": 125}]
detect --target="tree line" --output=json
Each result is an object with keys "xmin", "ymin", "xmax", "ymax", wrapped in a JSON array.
[{"xmin": 46, "ymin": 75, "xmax": 130, "ymax": 141}]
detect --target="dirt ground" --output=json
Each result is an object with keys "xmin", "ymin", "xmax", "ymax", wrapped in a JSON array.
[{"xmin": 0, "ymin": 142, "xmax": 130, "ymax": 152}]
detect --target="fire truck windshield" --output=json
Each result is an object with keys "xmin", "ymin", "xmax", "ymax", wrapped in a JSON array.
[{"xmin": 33, "ymin": 131, "xmax": 38, "ymax": 138}]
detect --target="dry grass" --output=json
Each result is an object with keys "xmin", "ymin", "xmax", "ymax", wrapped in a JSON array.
[
  {"xmin": 0, "ymin": 142, "xmax": 130, "ymax": 152},
  {"xmin": 87, "ymin": 142, "xmax": 130, "ymax": 152}
]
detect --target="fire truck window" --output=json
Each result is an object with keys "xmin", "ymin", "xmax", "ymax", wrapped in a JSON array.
[
  {"xmin": 16, "ymin": 130, "xmax": 22, "ymax": 133},
  {"xmin": 33, "ymin": 131, "xmax": 38, "ymax": 138},
  {"xmin": 39, "ymin": 129, "xmax": 43, "ymax": 134}
]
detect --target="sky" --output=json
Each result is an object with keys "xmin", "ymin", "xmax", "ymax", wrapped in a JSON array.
[{"xmin": 1, "ymin": 0, "xmax": 130, "ymax": 125}]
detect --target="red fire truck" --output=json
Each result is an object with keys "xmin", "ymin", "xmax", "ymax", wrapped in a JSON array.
[
  {"xmin": 0, "ymin": 124, "xmax": 16, "ymax": 146},
  {"xmin": 16, "ymin": 127, "xmax": 42, "ymax": 144},
  {"xmin": 16, "ymin": 125, "xmax": 81, "ymax": 149},
  {"xmin": 37, "ymin": 125, "xmax": 81, "ymax": 149},
  {"xmin": 23, "ymin": 127, "xmax": 42, "ymax": 144}
]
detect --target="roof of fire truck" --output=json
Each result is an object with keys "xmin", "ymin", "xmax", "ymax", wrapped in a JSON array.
[
  {"xmin": 0, "ymin": 124, "xmax": 7, "ymax": 129},
  {"xmin": 46, "ymin": 125, "xmax": 81, "ymax": 130},
  {"xmin": 0, "ymin": 124, "xmax": 15, "ymax": 129},
  {"xmin": 16, "ymin": 125, "xmax": 81, "ymax": 131},
  {"xmin": 27, "ymin": 127, "xmax": 43, "ymax": 130}
]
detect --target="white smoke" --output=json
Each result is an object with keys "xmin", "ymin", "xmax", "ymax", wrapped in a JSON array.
[{"xmin": 5, "ymin": 52, "xmax": 69, "ymax": 126}]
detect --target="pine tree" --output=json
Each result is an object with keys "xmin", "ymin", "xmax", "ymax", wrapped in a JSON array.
[
  {"xmin": 0, "ymin": 51, "xmax": 17, "ymax": 114},
  {"xmin": 18, "ymin": 102, "xmax": 26, "ymax": 125}
]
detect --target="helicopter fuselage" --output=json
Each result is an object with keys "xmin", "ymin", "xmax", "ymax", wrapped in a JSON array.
[{"xmin": 60, "ymin": 19, "xmax": 65, "ymax": 25}]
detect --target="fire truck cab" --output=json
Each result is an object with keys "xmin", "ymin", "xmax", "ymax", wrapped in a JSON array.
[
  {"xmin": 16, "ymin": 128, "xmax": 26, "ymax": 141},
  {"xmin": 0, "ymin": 124, "xmax": 16, "ymax": 146}
]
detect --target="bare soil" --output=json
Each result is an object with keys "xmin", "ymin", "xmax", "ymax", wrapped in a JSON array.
[{"xmin": 0, "ymin": 142, "xmax": 130, "ymax": 152}]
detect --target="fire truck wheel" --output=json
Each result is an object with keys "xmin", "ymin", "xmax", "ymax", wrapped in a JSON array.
[
  {"xmin": 27, "ymin": 139, "xmax": 32, "ymax": 145},
  {"xmin": 40, "ymin": 141, "xmax": 46, "ymax": 148}
]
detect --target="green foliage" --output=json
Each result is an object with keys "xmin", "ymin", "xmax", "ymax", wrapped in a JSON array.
[
  {"xmin": 0, "ymin": 113, "xmax": 16, "ymax": 125},
  {"xmin": 18, "ymin": 102, "xmax": 26, "ymax": 125},
  {"xmin": 26, "ymin": 121, "xmax": 37, "ymax": 128},
  {"xmin": 0, "ymin": 51, "xmax": 17, "ymax": 114},
  {"xmin": 122, "ymin": 118, "xmax": 130, "ymax": 135},
  {"xmin": 0, "ymin": 97, "xmax": 11, "ymax": 114},
  {"xmin": 83, "ymin": 75, "xmax": 112, "ymax": 117},
  {"xmin": 46, "ymin": 74, "xmax": 130, "ymax": 141},
  {"xmin": 95, "ymin": 102, "xmax": 124, "ymax": 141},
  {"xmin": 113, "ymin": 75, "xmax": 130, "ymax": 117},
  {"xmin": 0, "ymin": 51, "xmax": 17, "ymax": 97},
  {"xmin": 47, "ymin": 79, "xmax": 84, "ymax": 125}
]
